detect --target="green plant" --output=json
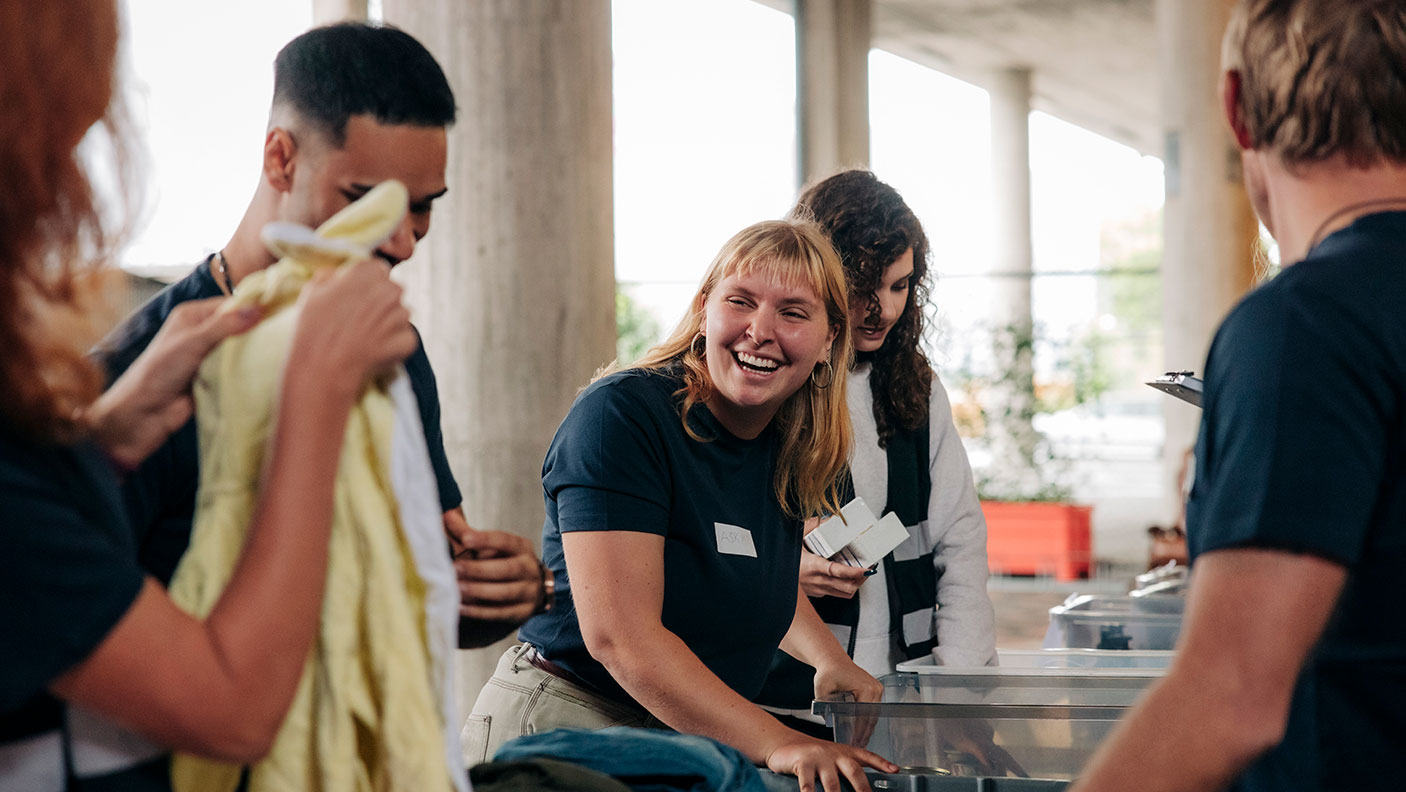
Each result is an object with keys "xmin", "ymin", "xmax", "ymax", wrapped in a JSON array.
[
  {"xmin": 615, "ymin": 289, "xmax": 661, "ymax": 365},
  {"xmin": 949, "ymin": 321, "xmax": 1079, "ymax": 503}
]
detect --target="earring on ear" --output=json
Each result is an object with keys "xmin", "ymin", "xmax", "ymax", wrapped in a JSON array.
[
  {"xmin": 811, "ymin": 359, "xmax": 834, "ymax": 389},
  {"xmin": 691, "ymin": 331, "xmax": 706, "ymax": 357}
]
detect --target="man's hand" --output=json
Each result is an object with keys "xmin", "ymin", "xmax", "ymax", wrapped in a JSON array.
[{"xmin": 443, "ymin": 509, "xmax": 545, "ymax": 648}]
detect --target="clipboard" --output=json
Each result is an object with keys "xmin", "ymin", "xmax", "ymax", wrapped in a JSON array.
[{"xmin": 1146, "ymin": 371, "xmax": 1204, "ymax": 407}]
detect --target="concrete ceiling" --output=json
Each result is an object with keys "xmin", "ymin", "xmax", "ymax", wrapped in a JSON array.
[{"xmin": 760, "ymin": 0, "xmax": 1162, "ymax": 157}]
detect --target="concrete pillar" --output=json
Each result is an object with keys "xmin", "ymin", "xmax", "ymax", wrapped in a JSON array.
[
  {"xmin": 989, "ymin": 67, "xmax": 1034, "ymax": 330},
  {"xmin": 312, "ymin": 0, "xmax": 366, "ymax": 23},
  {"xmin": 796, "ymin": 0, "xmax": 871, "ymax": 185},
  {"xmin": 1156, "ymin": 0, "xmax": 1258, "ymax": 518},
  {"xmin": 984, "ymin": 67, "xmax": 1041, "ymax": 496},
  {"xmin": 380, "ymin": 0, "xmax": 616, "ymax": 718}
]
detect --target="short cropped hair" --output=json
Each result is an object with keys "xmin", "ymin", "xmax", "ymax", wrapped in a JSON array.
[
  {"xmin": 273, "ymin": 22, "xmax": 457, "ymax": 145},
  {"xmin": 1223, "ymin": 0, "xmax": 1406, "ymax": 167}
]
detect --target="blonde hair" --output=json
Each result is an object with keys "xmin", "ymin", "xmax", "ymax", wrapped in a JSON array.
[
  {"xmin": 1223, "ymin": 0, "xmax": 1406, "ymax": 167},
  {"xmin": 624, "ymin": 219, "xmax": 853, "ymax": 520}
]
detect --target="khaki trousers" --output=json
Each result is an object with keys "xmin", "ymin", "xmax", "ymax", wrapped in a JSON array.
[{"xmin": 461, "ymin": 644, "xmax": 665, "ymax": 765}]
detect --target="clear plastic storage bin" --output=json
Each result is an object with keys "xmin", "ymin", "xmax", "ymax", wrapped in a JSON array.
[
  {"xmin": 1043, "ymin": 594, "xmax": 1183, "ymax": 651},
  {"xmin": 814, "ymin": 670, "xmax": 1157, "ymax": 781}
]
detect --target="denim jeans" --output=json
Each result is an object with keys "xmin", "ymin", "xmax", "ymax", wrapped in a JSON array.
[{"xmin": 461, "ymin": 644, "xmax": 664, "ymax": 765}]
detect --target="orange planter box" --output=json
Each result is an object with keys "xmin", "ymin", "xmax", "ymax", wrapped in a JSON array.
[{"xmin": 982, "ymin": 501, "xmax": 1092, "ymax": 581}]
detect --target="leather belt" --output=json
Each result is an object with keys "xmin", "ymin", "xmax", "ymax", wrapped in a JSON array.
[
  {"xmin": 518, "ymin": 645, "xmax": 659, "ymax": 727},
  {"xmin": 521, "ymin": 645, "xmax": 595, "ymax": 691}
]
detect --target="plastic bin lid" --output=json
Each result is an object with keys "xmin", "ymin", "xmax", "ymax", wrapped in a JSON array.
[
  {"xmin": 896, "ymin": 649, "xmax": 1172, "ymax": 677},
  {"xmin": 1050, "ymin": 593, "xmax": 1184, "ymax": 617}
]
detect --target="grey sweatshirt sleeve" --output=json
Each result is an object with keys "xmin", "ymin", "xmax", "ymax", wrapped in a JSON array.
[{"xmin": 926, "ymin": 373, "xmax": 999, "ymax": 666}]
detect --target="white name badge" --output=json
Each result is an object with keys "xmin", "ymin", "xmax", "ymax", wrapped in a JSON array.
[{"xmin": 714, "ymin": 522, "xmax": 758, "ymax": 558}]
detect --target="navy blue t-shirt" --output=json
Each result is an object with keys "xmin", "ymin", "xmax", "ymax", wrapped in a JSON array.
[
  {"xmin": 1187, "ymin": 211, "xmax": 1406, "ymax": 791},
  {"xmin": 0, "ymin": 428, "xmax": 168, "ymax": 789},
  {"xmin": 518, "ymin": 368, "xmax": 802, "ymax": 709},
  {"xmin": 94, "ymin": 256, "xmax": 462, "ymax": 583}
]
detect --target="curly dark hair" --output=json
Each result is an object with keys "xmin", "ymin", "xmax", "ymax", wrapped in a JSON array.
[{"xmin": 792, "ymin": 170, "xmax": 932, "ymax": 446}]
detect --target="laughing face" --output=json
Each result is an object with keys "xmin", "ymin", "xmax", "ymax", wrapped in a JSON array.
[
  {"xmin": 850, "ymin": 246, "xmax": 915, "ymax": 353},
  {"xmin": 700, "ymin": 271, "xmax": 837, "ymax": 438}
]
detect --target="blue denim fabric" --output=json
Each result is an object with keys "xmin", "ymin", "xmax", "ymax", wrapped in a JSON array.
[{"xmin": 494, "ymin": 726, "xmax": 765, "ymax": 792}]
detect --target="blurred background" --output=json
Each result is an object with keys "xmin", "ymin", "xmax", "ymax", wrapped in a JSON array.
[{"xmin": 110, "ymin": 0, "xmax": 1260, "ymax": 694}]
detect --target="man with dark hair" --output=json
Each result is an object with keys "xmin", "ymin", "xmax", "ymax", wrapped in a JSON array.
[
  {"xmin": 270, "ymin": 22, "xmax": 458, "ymax": 146},
  {"xmin": 1073, "ymin": 1, "xmax": 1406, "ymax": 790},
  {"xmin": 98, "ymin": 22, "xmax": 545, "ymax": 648}
]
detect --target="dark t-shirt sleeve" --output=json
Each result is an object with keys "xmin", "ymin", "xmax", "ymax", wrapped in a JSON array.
[
  {"xmin": 543, "ymin": 380, "xmax": 673, "ymax": 536},
  {"xmin": 90, "ymin": 262, "xmax": 219, "ymax": 577},
  {"xmin": 0, "ymin": 444, "xmax": 145, "ymax": 712},
  {"xmin": 403, "ymin": 334, "xmax": 462, "ymax": 513},
  {"xmin": 1188, "ymin": 280, "xmax": 1393, "ymax": 565}
]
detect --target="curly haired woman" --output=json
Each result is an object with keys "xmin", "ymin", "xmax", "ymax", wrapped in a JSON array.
[{"xmin": 759, "ymin": 170, "xmax": 997, "ymax": 732}]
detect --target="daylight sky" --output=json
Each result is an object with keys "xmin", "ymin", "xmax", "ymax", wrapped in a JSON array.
[{"xmin": 117, "ymin": 0, "xmax": 1164, "ymax": 352}]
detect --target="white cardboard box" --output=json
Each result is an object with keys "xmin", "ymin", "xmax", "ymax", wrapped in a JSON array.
[
  {"xmin": 803, "ymin": 497, "xmax": 877, "ymax": 559},
  {"xmin": 803, "ymin": 498, "xmax": 909, "ymax": 568}
]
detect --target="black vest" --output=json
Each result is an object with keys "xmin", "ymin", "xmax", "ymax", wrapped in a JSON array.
[{"xmin": 755, "ymin": 418, "xmax": 938, "ymax": 709}]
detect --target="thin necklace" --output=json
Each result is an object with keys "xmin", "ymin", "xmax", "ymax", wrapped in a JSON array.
[
  {"xmin": 1305, "ymin": 197, "xmax": 1406, "ymax": 254},
  {"xmin": 213, "ymin": 250, "xmax": 235, "ymax": 296}
]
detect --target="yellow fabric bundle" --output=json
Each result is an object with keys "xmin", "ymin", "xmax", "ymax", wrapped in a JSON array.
[{"xmin": 167, "ymin": 181, "xmax": 455, "ymax": 792}]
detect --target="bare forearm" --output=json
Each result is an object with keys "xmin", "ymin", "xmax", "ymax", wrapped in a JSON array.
[
  {"xmin": 596, "ymin": 627, "xmax": 796, "ymax": 763},
  {"xmin": 1072, "ymin": 669, "xmax": 1279, "ymax": 792},
  {"xmin": 779, "ymin": 585, "xmax": 849, "ymax": 669},
  {"xmin": 1074, "ymin": 550, "xmax": 1343, "ymax": 791}
]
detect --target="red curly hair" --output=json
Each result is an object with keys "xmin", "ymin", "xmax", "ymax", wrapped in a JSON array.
[{"xmin": 0, "ymin": 0, "xmax": 125, "ymax": 441}]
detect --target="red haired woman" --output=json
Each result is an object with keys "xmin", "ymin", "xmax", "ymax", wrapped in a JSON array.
[{"xmin": 0, "ymin": 3, "xmax": 417, "ymax": 787}]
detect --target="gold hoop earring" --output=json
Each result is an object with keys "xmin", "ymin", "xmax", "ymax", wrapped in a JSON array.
[
  {"xmin": 811, "ymin": 359, "xmax": 834, "ymax": 389},
  {"xmin": 691, "ymin": 331, "xmax": 706, "ymax": 357}
]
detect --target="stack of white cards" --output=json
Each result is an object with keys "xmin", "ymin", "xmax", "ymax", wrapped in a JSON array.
[{"xmin": 802, "ymin": 497, "xmax": 909, "ymax": 568}]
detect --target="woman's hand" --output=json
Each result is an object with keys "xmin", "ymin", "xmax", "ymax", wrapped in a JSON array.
[
  {"xmin": 87, "ymin": 297, "xmax": 262, "ymax": 469},
  {"xmin": 813, "ymin": 657, "xmax": 883, "ymax": 704},
  {"xmin": 814, "ymin": 656, "xmax": 884, "ymax": 751},
  {"xmin": 288, "ymin": 259, "xmax": 418, "ymax": 400},
  {"xmin": 766, "ymin": 735, "xmax": 895, "ymax": 792},
  {"xmin": 799, "ymin": 548, "xmax": 871, "ymax": 599}
]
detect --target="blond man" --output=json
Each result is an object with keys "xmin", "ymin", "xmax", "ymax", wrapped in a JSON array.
[{"xmin": 1074, "ymin": 1, "xmax": 1406, "ymax": 790}]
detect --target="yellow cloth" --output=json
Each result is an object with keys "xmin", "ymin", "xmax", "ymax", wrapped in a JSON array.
[{"xmin": 168, "ymin": 181, "xmax": 455, "ymax": 792}]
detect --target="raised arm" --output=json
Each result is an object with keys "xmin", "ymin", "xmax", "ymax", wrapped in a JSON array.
[
  {"xmin": 1070, "ymin": 547, "xmax": 1346, "ymax": 792},
  {"xmin": 53, "ymin": 260, "xmax": 417, "ymax": 761},
  {"xmin": 564, "ymin": 529, "xmax": 894, "ymax": 792}
]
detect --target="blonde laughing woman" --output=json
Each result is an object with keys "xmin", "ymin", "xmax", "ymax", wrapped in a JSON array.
[{"xmin": 465, "ymin": 219, "xmax": 897, "ymax": 792}]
